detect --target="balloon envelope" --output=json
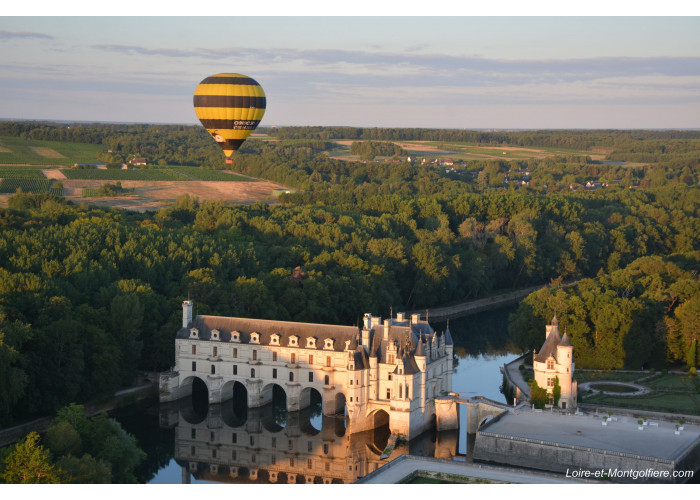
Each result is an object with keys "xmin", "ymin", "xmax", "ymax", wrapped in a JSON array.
[{"xmin": 193, "ymin": 73, "xmax": 266, "ymax": 160}]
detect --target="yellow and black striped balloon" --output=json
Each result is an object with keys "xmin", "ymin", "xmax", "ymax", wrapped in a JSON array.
[{"xmin": 193, "ymin": 73, "xmax": 266, "ymax": 161}]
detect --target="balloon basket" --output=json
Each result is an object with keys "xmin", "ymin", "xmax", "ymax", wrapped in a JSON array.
[{"xmin": 225, "ymin": 158, "xmax": 233, "ymax": 165}]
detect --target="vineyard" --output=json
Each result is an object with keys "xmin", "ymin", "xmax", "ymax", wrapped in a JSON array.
[
  {"xmin": 0, "ymin": 178, "xmax": 52, "ymax": 193},
  {"xmin": 62, "ymin": 169, "xmax": 188, "ymax": 181},
  {"xmin": 0, "ymin": 136, "xmax": 104, "ymax": 166},
  {"xmin": 169, "ymin": 166, "xmax": 253, "ymax": 181},
  {"xmin": 0, "ymin": 168, "xmax": 48, "ymax": 179}
]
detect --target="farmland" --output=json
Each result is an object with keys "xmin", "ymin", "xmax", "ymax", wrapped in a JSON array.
[
  {"xmin": 0, "ymin": 135, "xmax": 104, "ymax": 165},
  {"xmin": 62, "ymin": 168, "xmax": 188, "ymax": 181}
]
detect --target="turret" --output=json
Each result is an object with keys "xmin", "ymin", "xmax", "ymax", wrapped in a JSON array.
[{"xmin": 182, "ymin": 300, "xmax": 193, "ymax": 328}]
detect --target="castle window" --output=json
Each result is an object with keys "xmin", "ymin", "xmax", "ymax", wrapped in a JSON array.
[
  {"xmin": 289, "ymin": 372, "xmax": 294, "ymax": 382},
  {"xmin": 192, "ymin": 345, "xmax": 196, "ymax": 355},
  {"xmin": 308, "ymin": 459, "xmax": 312, "ymax": 469},
  {"xmin": 211, "ymin": 365, "xmax": 215, "ymax": 375},
  {"xmin": 309, "ymin": 355, "xmax": 314, "ymax": 364},
  {"xmin": 191, "ymin": 428, "xmax": 196, "ymax": 439},
  {"xmin": 232, "ymin": 433, "xmax": 237, "ymax": 443},
  {"xmin": 323, "ymin": 444, "xmax": 329, "ymax": 454},
  {"xmin": 324, "ymin": 375, "xmax": 330, "ymax": 385},
  {"xmin": 271, "ymin": 437, "xmax": 276, "ymax": 448},
  {"xmin": 547, "ymin": 378, "xmax": 554, "ymax": 387},
  {"xmin": 288, "ymin": 440, "xmax": 293, "ymax": 451},
  {"xmin": 192, "ymin": 361, "xmax": 196, "ymax": 371},
  {"xmin": 290, "ymin": 458, "xmax": 294, "ymax": 467},
  {"xmin": 325, "ymin": 462, "xmax": 330, "ymax": 472},
  {"xmin": 308, "ymin": 441, "xmax": 312, "ymax": 452},
  {"xmin": 309, "ymin": 372, "xmax": 313, "ymax": 382},
  {"xmin": 350, "ymin": 379, "xmax": 353, "ymax": 385},
  {"xmin": 386, "ymin": 388, "xmax": 391, "ymax": 399},
  {"xmin": 213, "ymin": 346, "xmax": 218, "ymax": 357},
  {"xmin": 388, "ymin": 354, "xmax": 395, "ymax": 364},
  {"xmin": 270, "ymin": 334, "xmax": 280, "ymax": 346},
  {"xmin": 231, "ymin": 450, "xmax": 236, "ymax": 460},
  {"xmin": 231, "ymin": 331, "xmax": 240, "ymax": 342},
  {"xmin": 399, "ymin": 385, "xmax": 402, "ymax": 398},
  {"xmin": 273, "ymin": 368, "xmax": 277, "ymax": 379},
  {"xmin": 250, "ymin": 435, "xmax": 254, "ymax": 446},
  {"xmin": 251, "ymin": 453, "xmax": 256, "ymax": 463},
  {"xmin": 251, "ymin": 368, "xmax": 255, "ymax": 378},
  {"xmin": 212, "ymin": 449, "xmax": 216, "ymax": 459},
  {"xmin": 252, "ymin": 350, "xmax": 257, "ymax": 361},
  {"xmin": 233, "ymin": 365, "xmax": 237, "ymax": 375},
  {"xmin": 191, "ymin": 446, "xmax": 195, "ymax": 456},
  {"xmin": 388, "ymin": 374, "xmax": 392, "ymax": 381},
  {"xmin": 326, "ymin": 356, "xmax": 331, "ymax": 367},
  {"xmin": 306, "ymin": 337, "xmax": 316, "ymax": 349},
  {"xmin": 547, "ymin": 359, "xmax": 554, "ymax": 370},
  {"xmin": 273, "ymin": 352, "xmax": 277, "ymax": 361},
  {"xmin": 271, "ymin": 455, "xmax": 276, "ymax": 465},
  {"xmin": 210, "ymin": 431, "xmax": 215, "ymax": 441},
  {"xmin": 211, "ymin": 329, "xmax": 220, "ymax": 341},
  {"xmin": 324, "ymin": 338, "xmax": 334, "ymax": 350},
  {"xmin": 291, "ymin": 353, "xmax": 296, "ymax": 363},
  {"xmin": 250, "ymin": 332, "xmax": 260, "ymax": 344},
  {"xmin": 350, "ymin": 397, "xmax": 353, "ymax": 402},
  {"xmin": 233, "ymin": 348, "xmax": 238, "ymax": 358},
  {"xmin": 289, "ymin": 336, "xmax": 299, "ymax": 347}
]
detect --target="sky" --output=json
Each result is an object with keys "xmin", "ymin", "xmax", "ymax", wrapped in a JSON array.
[{"xmin": 1, "ymin": 10, "xmax": 699, "ymax": 129}]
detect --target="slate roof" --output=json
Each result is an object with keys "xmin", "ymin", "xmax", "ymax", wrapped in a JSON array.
[
  {"xmin": 178, "ymin": 315, "xmax": 359, "ymax": 352},
  {"xmin": 559, "ymin": 331, "xmax": 572, "ymax": 347},
  {"xmin": 534, "ymin": 324, "xmax": 561, "ymax": 363}
]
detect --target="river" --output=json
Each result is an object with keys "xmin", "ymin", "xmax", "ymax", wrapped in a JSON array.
[{"xmin": 114, "ymin": 305, "xmax": 522, "ymax": 484}]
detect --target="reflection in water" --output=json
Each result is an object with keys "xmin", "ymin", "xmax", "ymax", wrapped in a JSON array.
[{"xmin": 160, "ymin": 394, "xmax": 459, "ymax": 484}]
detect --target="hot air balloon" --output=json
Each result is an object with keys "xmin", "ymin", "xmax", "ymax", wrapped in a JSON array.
[{"xmin": 193, "ymin": 73, "xmax": 266, "ymax": 164}]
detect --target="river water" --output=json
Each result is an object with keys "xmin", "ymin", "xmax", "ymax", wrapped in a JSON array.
[{"xmin": 115, "ymin": 305, "xmax": 521, "ymax": 484}]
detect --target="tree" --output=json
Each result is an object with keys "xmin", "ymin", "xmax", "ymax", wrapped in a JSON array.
[
  {"xmin": 529, "ymin": 380, "xmax": 548, "ymax": 409},
  {"xmin": 552, "ymin": 376, "xmax": 562, "ymax": 407},
  {"xmin": 0, "ymin": 432, "xmax": 63, "ymax": 484}
]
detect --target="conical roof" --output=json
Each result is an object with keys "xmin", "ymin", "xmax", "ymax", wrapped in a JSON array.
[
  {"xmin": 559, "ymin": 330, "xmax": 572, "ymax": 347},
  {"xmin": 415, "ymin": 337, "xmax": 426, "ymax": 357}
]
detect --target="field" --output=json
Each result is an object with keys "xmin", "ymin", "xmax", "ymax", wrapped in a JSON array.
[
  {"xmin": 0, "ymin": 136, "xmax": 104, "ymax": 165},
  {"xmin": 62, "ymin": 169, "xmax": 188, "ymax": 181},
  {"xmin": 328, "ymin": 139, "xmax": 601, "ymax": 162},
  {"xmin": 168, "ymin": 166, "xmax": 254, "ymax": 182},
  {"xmin": 0, "ymin": 178, "xmax": 52, "ymax": 194}
]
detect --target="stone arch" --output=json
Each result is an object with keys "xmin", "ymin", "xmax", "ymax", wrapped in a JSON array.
[
  {"xmin": 299, "ymin": 387, "xmax": 323, "ymax": 435},
  {"xmin": 260, "ymin": 383, "xmax": 287, "ymax": 430},
  {"xmin": 221, "ymin": 381, "xmax": 247, "ymax": 427},
  {"xmin": 333, "ymin": 393, "xmax": 347, "ymax": 437},
  {"xmin": 179, "ymin": 376, "xmax": 208, "ymax": 424},
  {"xmin": 368, "ymin": 409, "xmax": 391, "ymax": 454}
]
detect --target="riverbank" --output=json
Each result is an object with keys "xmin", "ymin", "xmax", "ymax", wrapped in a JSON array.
[{"xmin": 0, "ymin": 377, "xmax": 157, "ymax": 448}]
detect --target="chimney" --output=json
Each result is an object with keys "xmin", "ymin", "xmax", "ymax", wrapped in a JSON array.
[
  {"xmin": 396, "ymin": 312, "xmax": 405, "ymax": 322},
  {"xmin": 411, "ymin": 313, "xmax": 420, "ymax": 324},
  {"xmin": 372, "ymin": 316, "xmax": 382, "ymax": 329},
  {"xmin": 182, "ymin": 300, "xmax": 193, "ymax": 328},
  {"xmin": 363, "ymin": 313, "xmax": 372, "ymax": 330},
  {"xmin": 383, "ymin": 319, "xmax": 390, "ymax": 340}
]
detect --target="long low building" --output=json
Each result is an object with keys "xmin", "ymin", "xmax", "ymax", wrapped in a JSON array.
[{"xmin": 472, "ymin": 409, "xmax": 700, "ymax": 482}]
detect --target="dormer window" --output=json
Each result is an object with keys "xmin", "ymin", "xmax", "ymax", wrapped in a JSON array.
[
  {"xmin": 230, "ymin": 331, "xmax": 241, "ymax": 343},
  {"xmin": 211, "ymin": 329, "xmax": 220, "ymax": 341},
  {"xmin": 547, "ymin": 359, "xmax": 554, "ymax": 370},
  {"xmin": 270, "ymin": 333, "xmax": 280, "ymax": 346},
  {"xmin": 189, "ymin": 328, "xmax": 199, "ymax": 339},
  {"xmin": 289, "ymin": 335, "xmax": 299, "ymax": 347},
  {"xmin": 306, "ymin": 337, "xmax": 317, "ymax": 349},
  {"xmin": 250, "ymin": 332, "xmax": 260, "ymax": 344},
  {"xmin": 323, "ymin": 338, "xmax": 334, "ymax": 350}
]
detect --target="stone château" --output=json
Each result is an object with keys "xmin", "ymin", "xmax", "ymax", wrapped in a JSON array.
[{"xmin": 160, "ymin": 301, "xmax": 456, "ymax": 439}]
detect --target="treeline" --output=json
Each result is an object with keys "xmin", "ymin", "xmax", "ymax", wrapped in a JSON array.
[
  {"xmin": 269, "ymin": 126, "xmax": 700, "ymax": 155},
  {"xmin": 509, "ymin": 253, "xmax": 700, "ymax": 370},
  {"xmin": 0, "ymin": 121, "xmax": 224, "ymax": 168},
  {"xmin": 349, "ymin": 141, "xmax": 406, "ymax": 160}
]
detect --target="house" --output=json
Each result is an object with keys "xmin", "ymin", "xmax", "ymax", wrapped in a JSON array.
[{"xmin": 130, "ymin": 157, "xmax": 147, "ymax": 166}]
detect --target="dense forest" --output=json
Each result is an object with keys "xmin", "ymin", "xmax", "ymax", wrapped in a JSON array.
[{"xmin": 0, "ymin": 121, "xmax": 698, "ymax": 428}]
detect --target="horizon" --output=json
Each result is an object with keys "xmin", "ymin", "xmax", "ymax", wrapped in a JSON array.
[{"xmin": 1, "ymin": 16, "xmax": 699, "ymax": 129}]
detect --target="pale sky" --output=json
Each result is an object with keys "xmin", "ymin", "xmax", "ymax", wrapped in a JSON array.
[{"xmin": 1, "ymin": 13, "xmax": 699, "ymax": 128}]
